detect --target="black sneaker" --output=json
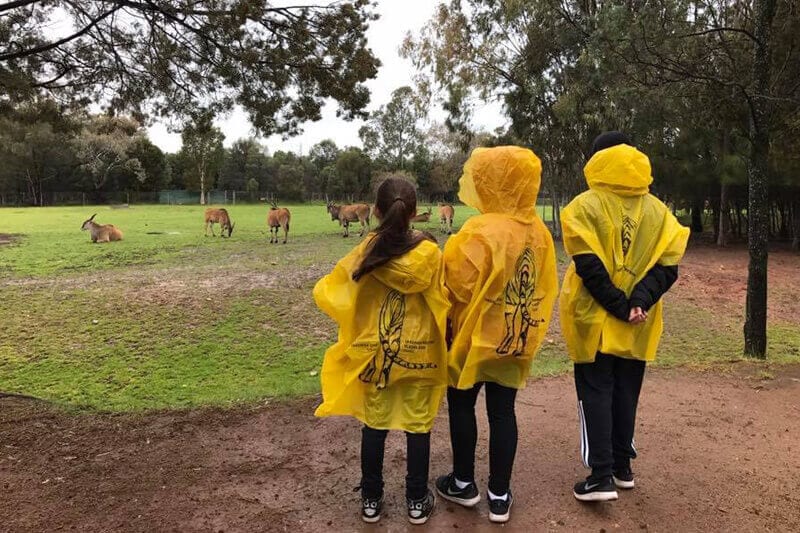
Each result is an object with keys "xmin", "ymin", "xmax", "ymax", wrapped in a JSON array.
[
  {"xmin": 488, "ymin": 490, "xmax": 513, "ymax": 523},
  {"xmin": 407, "ymin": 489, "xmax": 435, "ymax": 525},
  {"xmin": 612, "ymin": 467, "xmax": 635, "ymax": 489},
  {"xmin": 361, "ymin": 495, "xmax": 383, "ymax": 523},
  {"xmin": 435, "ymin": 473, "xmax": 481, "ymax": 507},
  {"xmin": 573, "ymin": 477, "xmax": 619, "ymax": 502}
]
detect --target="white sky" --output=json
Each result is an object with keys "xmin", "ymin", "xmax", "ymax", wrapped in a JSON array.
[{"xmin": 146, "ymin": 1, "xmax": 507, "ymax": 154}]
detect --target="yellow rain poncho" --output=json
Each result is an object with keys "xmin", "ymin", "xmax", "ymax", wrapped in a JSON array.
[
  {"xmin": 313, "ymin": 236, "xmax": 450, "ymax": 433},
  {"xmin": 559, "ymin": 144, "xmax": 690, "ymax": 363},
  {"xmin": 444, "ymin": 146, "xmax": 558, "ymax": 390}
]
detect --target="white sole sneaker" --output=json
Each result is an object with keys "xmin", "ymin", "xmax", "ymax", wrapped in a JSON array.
[
  {"xmin": 361, "ymin": 514, "xmax": 380, "ymax": 524},
  {"xmin": 435, "ymin": 488, "xmax": 481, "ymax": 508},
  {"xmin": 488, "ymin": 498, "xmax": 513, "ymax": 523},
  {"xmin": 613, "ymin": 476, "xmax": 635, "ymax": 489},
  {"xmin": 573, "ymin": 489, "xmax": 619, "ymax": 502}
]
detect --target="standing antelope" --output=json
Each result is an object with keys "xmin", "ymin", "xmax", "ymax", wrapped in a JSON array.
[
  {"xmin": 81, "ymin": 214, "xmax": 123, "ymax": 243},
  {"xmin": 326, "ymin": 202, "xmax": 371, "ymax": 237},
  {"xmin": 439, "ymin": 203, "xmax": 455, "ymax": 234},
  {"xmin": 204, "ymin": 208, "xmax": 235, "ymax": 237},
  {"xmin": 410, "ymin": 206, "xmax": 433, "ymax": 229},
  {"xmin": 267, "ymin": 201, "xmax": 291, "ymax": 244}
]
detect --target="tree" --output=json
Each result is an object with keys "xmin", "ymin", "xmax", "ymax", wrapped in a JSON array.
[
  {"xmin": 73, "ymin": 115, "xmax": 145, "ymax": 198},
  {"xmin": 359, "ymin": 86, "xmax": 426, "ymax": 170},
  {"xmin": 0, "ymin": 99, "xmax": 78, "ymax": 205},
  {"xmin": 219, "ymin": 138, "xmax": 265, "ymax": 190},
  {"xmin": 180, "ymin": 112, "xmax": 224, "ymax": 203},
  {"xmin": 331, "ymin": 148, "xmax": 371, "ymax": 198},
  {"xmin": 309, "ymin": 139, "xmax": 341, "ymax": 172},
  {"xmin": 128, "ymin": 137, "xmax": 168, "ymax": 192},
  {"xmin": 1, "ymin": 1, "xmax": 380, "ymax": 136}
]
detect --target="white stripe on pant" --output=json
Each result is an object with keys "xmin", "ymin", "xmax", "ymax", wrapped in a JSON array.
[{"xmin": 578, "ymin": 400, "xmax": 590, "ymax": 468}]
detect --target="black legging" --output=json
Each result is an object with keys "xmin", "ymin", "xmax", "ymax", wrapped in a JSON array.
[
  {"xmin": 361, "ymin": 425, "xmax": 430, "ymax": 500},
  {"xmin": 447, "ymin": 382, "xmax": 518, "ymax": 495}
]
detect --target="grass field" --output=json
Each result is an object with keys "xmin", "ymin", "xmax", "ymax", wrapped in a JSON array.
[{"xmin": 1, "ymin": 204, "xmax": 797, "ymax": 412}]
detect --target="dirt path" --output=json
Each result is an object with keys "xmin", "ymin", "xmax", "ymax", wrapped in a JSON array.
[{"xmin": 2, "ymin": 366, "xmax": 799, "ymax": 532}]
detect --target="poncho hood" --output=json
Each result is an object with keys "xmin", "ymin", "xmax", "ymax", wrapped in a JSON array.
[
  {"xmin": 371, "ymin": 239, "xmax": 439, "ymax": 294},
  {"xmin": 584, "ymin": 144, "xmax": 653, "ymax": 197},
  {"xmin": 458, "ymin": 146, "xmax": 542, "ymax": 221}
]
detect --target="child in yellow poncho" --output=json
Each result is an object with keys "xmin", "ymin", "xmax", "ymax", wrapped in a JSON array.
[
  {"xmin": 560, "ymin": 132, "xmax": 689, "ymax": 502},
  {"xmin": 434, "ymin": 146, "xmax": 558, "ymax": 524},
  {"xmin": 313, "ymin": 177, "xmax": 450, "ymax": 525}
]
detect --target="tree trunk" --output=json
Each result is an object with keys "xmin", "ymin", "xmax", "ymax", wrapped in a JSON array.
[
  {"xmin": 717, "ymin": 131, "xmax": 730, "ymax": 246},
  {"xmin": 792, "ymin": 197, "xmax": 800, "ymax": 251},
  {"xmin": 744, "ymin": 0, "xmax": 777, "ymax": 359},
  {"xmin": 200, "ymin": 168, "xmax": 206, "ymax": 205},
  {"xmin": 717, "ymin": 183, "xmax": 731, "ymax": 246},
  {"xmin": 691, "ymin": 197, "xmax": 704, "ymax": 233}
]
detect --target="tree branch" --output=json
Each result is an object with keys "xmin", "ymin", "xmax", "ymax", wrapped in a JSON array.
[{"xmin": 0, "ymin": 5, "xmax": 121, "ymax": 61}]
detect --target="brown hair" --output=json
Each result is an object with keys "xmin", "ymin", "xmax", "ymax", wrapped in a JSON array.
[{"xmin": 352, "ymin": 177, "xmax": 435, "ymax": 281}]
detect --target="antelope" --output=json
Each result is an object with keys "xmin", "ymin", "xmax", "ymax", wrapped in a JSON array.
[
  {"xmin": 439, "ymin": 203, "xmax": 455, "ymax": 234},
  {"xmin": 81, "ymin": 214, "xmax": 123, "ymax": 243},
  {"xmin": 410, "ymin": 206, "xmax": 433, "ymax": 229},
  {"xmin": 326, "ymin": 202, "xmax": 371, "ymax": 237},
  {"xmin": 267, "ymin": 201, "xmax": 291, "ymax": 244},
  {"xmin": 204, "ymin": 208, "xmax": 235, "ymax": 237}
]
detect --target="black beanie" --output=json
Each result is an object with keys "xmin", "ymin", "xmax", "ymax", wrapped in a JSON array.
[{"xmin": 590, "ymin": 131, "xmax": 632, "ymax": 156}]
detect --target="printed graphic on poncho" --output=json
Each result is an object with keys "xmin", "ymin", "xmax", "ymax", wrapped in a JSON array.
[
  {"xmin": 621, "ymin": 214, "xmax": 637, "ymax": 256},
  {"xmin": 497, "ymin": 248, "xmax": 545, "ymax": 356},
  {"xmin": 359, "ymin": 290, "xmax": 437, "ymax": 389}
]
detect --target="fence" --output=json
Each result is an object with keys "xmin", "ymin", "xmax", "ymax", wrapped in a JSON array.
[{"xmin": 0, "ymin": 190, "xmax": 291, "ymax": 207}]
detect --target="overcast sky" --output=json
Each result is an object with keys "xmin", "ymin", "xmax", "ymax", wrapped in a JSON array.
[{"xmin": 146, "ymin": 1, "xmax": 506, "ymax": 154}]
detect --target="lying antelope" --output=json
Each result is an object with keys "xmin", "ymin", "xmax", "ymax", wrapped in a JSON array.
[
  {"xmin": 439, "ymin": 203, "xmax": 455, "ymax": 234},
  {"xmin": 326, "ymin": 202, "xmax": 371, "ymax": 237},
  {"xmin": 267, "ymin": 201, "xmax": 291, "ymax": 244},
  {"xmin": 81, "ymin": 214, "xmax": 123, "ymax": 243},
  {"xmin": 410, "ymin": 206, "xmax": 433, "ymax": 229},
  {"xmin": 204, "ymin": 208, "xmax": 235, "ymax": 237}
]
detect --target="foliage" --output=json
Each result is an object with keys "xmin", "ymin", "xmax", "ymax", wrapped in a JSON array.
[
  {"xmin": 0, "ymin": 1, "xmax": 380, "ymax": 136},
  {"xmin": 179, "ymin": 112, "xmax": 225, "ymax": 201},
  {"xmin": 359, "ymin": 86, "xmax": 426, "ymax": 170}
]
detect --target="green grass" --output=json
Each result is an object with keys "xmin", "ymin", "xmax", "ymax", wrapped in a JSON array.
[{"xmin": 1, "ymin": 203, "xmax": 796, "ymax": 412}]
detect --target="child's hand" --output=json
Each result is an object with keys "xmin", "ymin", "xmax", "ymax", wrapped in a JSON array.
[{"xmin": 628, "ymin": 307, "xmax": 647, "ymax": 324}]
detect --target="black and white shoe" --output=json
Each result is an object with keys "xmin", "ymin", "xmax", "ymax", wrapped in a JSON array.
[
  {"xmin": 613, "ymin": 467, "xmax": 635, "ymax": 489},
  {"xmin": 573, "ymin": 477, "xmax": 619, "ymax": 502},
  {"xmin": 361, "ymin": 495, "xmax": 383, "ymax": 523},
  {"xmin": 488, "ymin": 490, "xmax": 513, "ymax": 523},
  {"xmin": 435, "ymin": 473, "xmax": 481, "ymax": 507},
  {"xmin": 407, "ymin": 489, "xmax": 436, "ymax": 525}
]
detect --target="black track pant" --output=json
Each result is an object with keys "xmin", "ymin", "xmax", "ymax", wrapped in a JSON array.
[
  {"xmin": 574, "ymin": 353, "xmax": 646, "ymax": 481},
  {"xmin": 447, "ymin": 382, "xmax": 518, "ymax": 495},
  {"xmin": 360, "ymin": 425, "xmax": 430, "ymax": 500}
]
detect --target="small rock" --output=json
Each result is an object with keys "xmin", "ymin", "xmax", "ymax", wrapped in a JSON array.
[
  {"xmin": 91, "ymin": 319, "xmax": 99, "ymax": 325},
  {"xmin": 309, "ymin": 370, "xmax": 319, "ymax": 377}
]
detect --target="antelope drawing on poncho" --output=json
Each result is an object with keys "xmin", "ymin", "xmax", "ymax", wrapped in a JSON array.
[
  {"xmin": 358, "ymin": 290, "xmax": 436, "ymax": 390},
  {"xmin": 81, "ymin": 214, "xmax": 123, "ymax": 243},
  {"xmin": 497, "ymin": 247, "xmax": 545, "ymax": 356}
]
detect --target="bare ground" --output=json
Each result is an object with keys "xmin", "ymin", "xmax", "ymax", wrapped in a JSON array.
[{"xmin": 2, "ymin": 366, "xmax": 799, "ymax": 533}]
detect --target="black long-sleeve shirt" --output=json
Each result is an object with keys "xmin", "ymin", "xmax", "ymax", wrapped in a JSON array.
[{"xmin": 573, "ymin": 254, "xmax": 678, "ymax": 320}]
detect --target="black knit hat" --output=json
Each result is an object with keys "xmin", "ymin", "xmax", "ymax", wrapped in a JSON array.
[{"xmin": 590, "ymin": 131, "xmax": 632, "ymax": 156}]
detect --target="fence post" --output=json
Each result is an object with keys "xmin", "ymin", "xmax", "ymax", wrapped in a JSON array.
[{"xmin": 233, "ymin": 190, "xmax": 236, "ymax": 205}]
